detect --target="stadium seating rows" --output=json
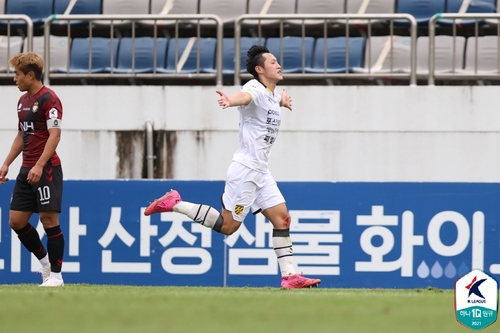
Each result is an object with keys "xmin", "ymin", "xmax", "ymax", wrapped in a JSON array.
[
  {"xmin": 1, "ymin": 0, "xmax": 500, "ymax": 84},
  {"xmin": 2, "ymin": 34, "xmax": 498, "ymax": 76},
  {"xmin": 0, "ymin": 0, "xmax": 499, "ymax": 27}
]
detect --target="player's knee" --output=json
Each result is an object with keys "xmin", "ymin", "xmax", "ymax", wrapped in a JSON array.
[
  {"xmin": 274, "ymin": 212, "xmax": 291, "ymax": 229},
  {"xmin": 8, "ymin": 213, "xmax": 29, "ymax": 230},
  {"xmin": 283, "ymin": 213, "xmax": 291, "ymax": 228},
  {"xmin": 8, "ymin": 219, "xmax": 23, "ymax": 230},
  {"xmin": 39, "ymin": 212, "xmax": 59, "ymax": 228}
]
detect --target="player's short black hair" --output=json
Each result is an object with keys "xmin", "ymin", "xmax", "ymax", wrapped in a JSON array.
[{"xmin": 245, "ymin": 45, "xmax": 270, "ymax": 80}]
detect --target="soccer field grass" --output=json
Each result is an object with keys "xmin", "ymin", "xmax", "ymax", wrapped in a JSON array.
[{"xmin": 0, "ymin": 285, "xmax": 498, "ymax": 333}]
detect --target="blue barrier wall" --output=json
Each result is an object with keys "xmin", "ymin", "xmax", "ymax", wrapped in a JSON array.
[{"xmin": 0, "ymin": 180, "xmax": 499, "ymax": 288}]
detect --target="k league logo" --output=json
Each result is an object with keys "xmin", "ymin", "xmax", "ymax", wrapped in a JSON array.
[
  {"xmin": 455, "ymin": 269, "xmax": 498, "ymax": 330},
  {"xmin": 466, "ymin": 276, "xmax": 487, "ymax": 301}
]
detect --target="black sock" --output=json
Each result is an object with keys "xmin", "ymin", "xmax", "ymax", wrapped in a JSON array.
[
  {"xmin": 45, "ymin": 226, "xmax": 65, "ymax": 273},
  {"xmin": 14, "ymin": 224, "xmax": 47, "ymax": 260}
]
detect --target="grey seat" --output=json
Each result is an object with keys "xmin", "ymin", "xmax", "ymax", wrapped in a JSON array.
[
  {"xmin": 289, "ymin": 0, "xmax": 345, "ymax": 27},
  {"xmin": 144, "ymin": 0, "xmax": 200, "ymax": 28},
  {"xmin": 101, "ymin": 0, "xmax": 149, "ymax": 14},
  {"xmin": 346, "ymin": 0, "xmax": 396, "ymax": 13},
  {"xmin": 25, "ymin": 36, "xmax": 71, "ymax": 72},
  {"xmin": 153, "ymin": 0, "xmax": 199, "ymax": 14},
  {"xmin": 0, "ymin": 36, "xmax": 23, "ymax": 72},
  {"xmin": 199, "ymin": 0, "xmax": 247, "ymax": 25},
  {"xmin": 93, "ymin": 0, "xmax": 149, "ymax": 30},
  {"xmin": 245, "ymin": 0, "xmax": 296, "ymax": 28},
  {"xmin": 417, "ymin": 35, "xmax": 465, "ymax": 76},
  {"xmin": 345, "ymin": 0, "xmax": 396, "ymax": 26},
  {"xmin": 354, "ymin": 35, "xmax": 412, "ymax": 74},
  {"xmin": 248, "ymin": 0, "xmax": 295, "ymax": 14},
  {"xmin": 463, "ymin": 36, "xmax": 500, "ymax": 74}
]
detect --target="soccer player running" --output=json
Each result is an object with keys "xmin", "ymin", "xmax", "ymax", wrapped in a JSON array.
[
  {"xmin": 145, "ymin": 45, "xmax": 321, "ymax": 288},
  {"xmin": 0, "ymin": 53, "xmax": 65, "ymax": 287}
]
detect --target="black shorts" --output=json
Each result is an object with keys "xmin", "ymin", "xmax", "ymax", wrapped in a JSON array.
[{"xmin": 10, "ymin": 165, "xmax": 63, "ymax": 213}]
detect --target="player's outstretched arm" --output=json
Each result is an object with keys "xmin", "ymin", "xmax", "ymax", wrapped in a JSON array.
[
  {"xmin": 216, "ymin": 90, "xmax": 252, "ymax": 109},
  {"xmin": 280, "ymin": 88, "xmax": 292, "ymax": 111}
]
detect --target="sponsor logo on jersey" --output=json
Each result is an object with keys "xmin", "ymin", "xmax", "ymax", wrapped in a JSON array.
[
  {"xmin": 49, "ymin": 108, "xmax": 58, "ymax": 119},
  {"xmin": 234, "ymin": 205, "xmax": 244, "ymax": 215},
  {"xmin": 20, "ymin": 121, "xmax": 35, "ymax": 132}
]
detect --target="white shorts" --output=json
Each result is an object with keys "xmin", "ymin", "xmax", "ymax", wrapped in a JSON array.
[{"xmin": 222, "ymin": 161, "xmax": 285, "ymax": 222}]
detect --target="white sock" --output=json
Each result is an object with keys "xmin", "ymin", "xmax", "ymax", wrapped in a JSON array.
[
  {"xmin": 273, "ymin": 229, "xmax": 296, "ymax": 276},
  {"xmin": 50, "ymin": 272, "xmax": 63, "ymax": 280},
  {"xmin": 40, "ymin": 254, "xmax": 50, "ymax": 267},
  {"xmin": 174, "ymin": 201, "xmax": 224, "ymax": 232}
]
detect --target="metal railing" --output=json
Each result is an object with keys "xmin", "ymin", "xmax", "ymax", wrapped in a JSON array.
[
  {"xmin": 42, "ymin": 14, "xmax": 224, "ymax": 85},
  {"xmin": 234, "ymin": 14, "xmax": 418, "ymax": 86},
  {"xmin": 3, "ymin": 13, "xmax": 500, "ymax": 85},
  {"xmin": 145, "ymin": 119, "xmax": 155, "ymax": 179},
  {"xmin": 428, "ymin": 13, "xmax": 500, "ymax": 85},
  {"xmin": 0, "ymin": 15, "xmax": 33, "ymax": 77}
]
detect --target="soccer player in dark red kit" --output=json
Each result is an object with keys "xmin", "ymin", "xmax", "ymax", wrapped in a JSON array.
[{"xmin": 0, "ymin": 52, "xmax": 65, "ymax": 286}]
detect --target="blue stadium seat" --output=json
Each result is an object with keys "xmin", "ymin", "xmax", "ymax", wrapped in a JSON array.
[
  {"xmin": 306, "ymin": 37, "xmax": 365, "ymax": 73},
  {"xmin": 446, "ymin": 0, "xmax": 496, "ymax": 14},
  {"xmin": 265, "ymin": 37, "xmax": 315, "ymax": 73},
  {"xmin": 66, "ymin": 37, "xmax": 119, "ymax": 73},
  {"xmin": 54, "ymin": 0, "xmax": 102, "ymax": 14},
  {"xmin": 5, "ymin": 0, "xmax": 53, "ymax": 26},
  {"xmin": 53, "ymin": 0, "xmax": 102, "ymax": 31},
  {"xmin": 205, "ymin": 37, "xmax": 260, "ymax": 75},
  {"xmin": 396, "ymin": 0, "xmax": 446, "ymax": 26},
  {"xmin": 485, "ymin": 1, "xmax": 500, "ymax": 26},
  {"xmin": 440, "ymin": 0, "xmax": 496, "ymax": 26},
  {"xmin": 164, "ymin": 37, "xmax": 217, "ymax": 74},
  {"xmin": 115, "ymin": 37, "xmax": 168, "ymax": 73}
]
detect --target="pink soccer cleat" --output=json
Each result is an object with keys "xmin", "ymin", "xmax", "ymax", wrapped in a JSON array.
[
  {"xmin": 144, "ymin": 189, "xmax": 181, "ymax": 216},
  {"xmin": 281, "ymin": 273, "xmax": 321, "ymax": 289}
]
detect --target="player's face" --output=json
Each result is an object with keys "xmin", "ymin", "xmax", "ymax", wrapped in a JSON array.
[
  {"xmin": 260, "ymin": 53, "xmax": 283, "ymax": 82},
  {"xmin": 12, "ymin": 68, "xmax": 32, "ymax": 92}
]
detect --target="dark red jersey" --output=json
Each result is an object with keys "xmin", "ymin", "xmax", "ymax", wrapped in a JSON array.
[{"xmin": 17, "ymin": 86, "xmax": 63, "ymax": 168}]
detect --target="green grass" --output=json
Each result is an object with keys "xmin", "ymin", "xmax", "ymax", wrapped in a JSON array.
[{"xmin": 0, "ymin": 285, "xmax": 498, "ymax": 333}]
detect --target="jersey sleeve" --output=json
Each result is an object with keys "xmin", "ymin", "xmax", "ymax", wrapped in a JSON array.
[
  {"xmin": 240, "ymin": 81, "xmax": 263, "ymax": 106},
  {"xmin": 44, "ymin": 95, "xmax": 63, "ymax": 129}
]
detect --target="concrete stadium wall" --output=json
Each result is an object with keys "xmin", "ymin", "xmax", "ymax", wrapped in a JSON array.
[{"xmin": 1, "ymin": 85, "xmax": 499, "ymax": 182}]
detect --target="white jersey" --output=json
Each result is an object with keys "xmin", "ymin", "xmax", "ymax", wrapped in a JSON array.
[{"xmin": 232, "ymin": 79, "xmax": 282, "ymax": 173}]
